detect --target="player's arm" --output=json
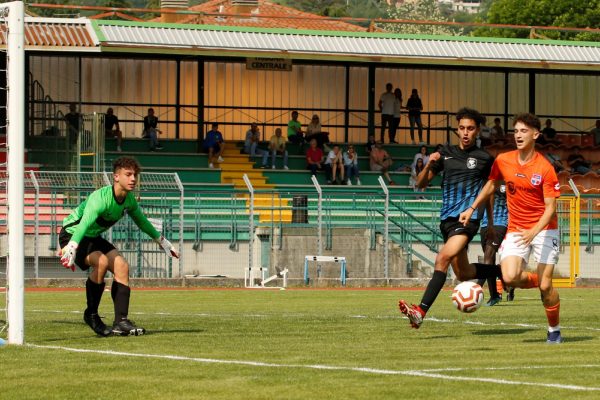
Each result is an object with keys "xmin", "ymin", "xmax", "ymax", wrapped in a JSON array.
[
  {"xmin": 415, "ymin": 152, "xmax": 439, "ymax": 189},
  {"xmin": 515, "ymin": 196, "xmax": 556, "ymax": 247},
  {"xmin": 458, "ymin": 179, "xmax": 498, "ymax": 225},
  {"xmin": 128, "ymin": 204, "xmax": 179, "ymax": 258}
]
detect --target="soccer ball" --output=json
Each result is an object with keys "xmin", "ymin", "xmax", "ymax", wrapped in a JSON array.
[{"xmin": 451, "ymin": 281, "xmax": 484, "ymax": 313}]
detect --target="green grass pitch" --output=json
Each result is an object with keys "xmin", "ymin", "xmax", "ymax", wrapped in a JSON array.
[{"xmin": 1, "ymin": 287, "xmax": 599, "ymax": 399}]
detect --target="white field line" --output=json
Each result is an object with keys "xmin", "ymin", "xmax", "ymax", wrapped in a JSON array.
[
  {"xmin": 17, "ymin": 308, "xmax": 600, "ymax": 332},
  {"xmin": 26, "ymin": 343, "xmax": 600, "ymax": 392}
]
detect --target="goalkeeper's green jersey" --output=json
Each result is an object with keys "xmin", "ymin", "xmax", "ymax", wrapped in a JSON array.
[{"xmin": 63, "ymin": 185, "xmax": 160, "ymax": 244}]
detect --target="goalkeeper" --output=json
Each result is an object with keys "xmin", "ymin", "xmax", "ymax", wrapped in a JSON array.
[{"xmin": 58, "ymin": 157, "xmax": 179, "ymax": 337}]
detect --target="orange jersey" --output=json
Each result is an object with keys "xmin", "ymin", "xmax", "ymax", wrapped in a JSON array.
[{"xmin": 489, "ymin": 150, "xmax": 560, "ymax": 233}]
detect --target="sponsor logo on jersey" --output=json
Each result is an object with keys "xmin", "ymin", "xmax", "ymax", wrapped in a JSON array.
[
  {"xmin": 500, "ymin": 184, "xmax": 506, "ymax": 193},
  {"xmin": 531, "ymin": 173, "xmax": 542, "ymax": 186},
  {"xmin": 467, "ymin": 157, "xmax": 477, "ymax": 169},
  {"xmin": 515, "ymin": 173, "xmax": 526, "ymax": 178}
]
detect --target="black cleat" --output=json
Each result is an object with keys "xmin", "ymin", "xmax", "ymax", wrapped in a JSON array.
[
  {"xmin": 112, "ymin": 319, "xmax": 146, "ymax": 336},
  {"xmin": 83, "ymin": 312, "xmax": 111, "ymax": 337},
  {"xmin": 507, "ymin": 287, "xmax": 515, "ymax": 301}
]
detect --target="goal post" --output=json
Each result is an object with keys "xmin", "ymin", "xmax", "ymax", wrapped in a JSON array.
[{"xmin": 5, "ymin": 0, "xmax": 25, "ymax": 345}]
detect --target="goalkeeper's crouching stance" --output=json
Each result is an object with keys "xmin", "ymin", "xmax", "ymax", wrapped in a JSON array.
[{"xmin": 58, "ymin": 156, "xmax": 179, "ymax": 337}]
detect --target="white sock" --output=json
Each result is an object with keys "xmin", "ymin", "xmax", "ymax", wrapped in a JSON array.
[{"xmin": 548, "ymin": 325, "xmax": 561, "ymax": 333}]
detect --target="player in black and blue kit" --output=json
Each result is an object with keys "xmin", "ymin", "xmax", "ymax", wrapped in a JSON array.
[
  {"xmin": 399, "ymin": 107, "xmax": 502, "ymax": 329},
  {"xmin": 477, "ymin": 182, "xmax": 508, "ymax": 306}
]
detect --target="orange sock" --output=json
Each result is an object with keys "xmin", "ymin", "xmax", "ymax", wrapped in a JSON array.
[
  {"xmin": 524, "ymin": 272, "xmax": 539, "ymax": 289},
  {"xmin": 496, "ymin": 279, "xmax": 504, "ymax": 295},
  {"xmin": 545, "ymin": 302, "xmax": 560, "ymax": 328}
]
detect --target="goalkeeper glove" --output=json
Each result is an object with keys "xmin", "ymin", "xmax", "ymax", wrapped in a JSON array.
[
  {"xmin": 60, "ymin": 241, "xmax": 78, "ymax": 271},
  {"xmin": 157, "ymin": 236, "xmax": 179, "ymax": 259}
]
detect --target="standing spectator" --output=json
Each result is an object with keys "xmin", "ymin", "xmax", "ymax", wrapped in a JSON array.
[
  {"xmin": 567, "ymin": 146, "xmax": 592, "ymax": 174},
  {"xmin": 306, "ymin": 138, "xmax": 324, "ymax": 176},
  {"xmin": 409, "ymin": 157, "xmax": 426, "ymax": 197},
  {"xmin": 365, "ymin": 134, "xmax": 377, "ymax": 155},
  {"xmin": 378, "ymin": 83, "xmax": 395, "ymax": 143},
  {"xmin": 369, "ymin": 143, "xmax": 394, "ymax": 185},
  {"xmin": 479, "ymin": 117, "xmax": 493, "ymax": 148},
  {"xmin": 244, "ymin": 123, "xmax": 268, "ymax": 167},
  {"xmin": 64, "ymin": 103, "xmax": 81, "ymax": 149},
  {"xmin": 142, "ymin": 108, "xmax": 163, "ymax": 151},
  {"xmin": 287, "ymin": 110, "xmax": 304, "ymax": 145},
  {"xmin": 406, "ymin": 89, "xmax": 424, "ymax": 145},
  {"xmin": 305, "ymin": 114, "xmax": 330, "ymax": 150},
  {"xmin": 389, "ymin": 88, "xmax": 403, "ymax": 144},
  {"xmin": 324, "ymin": 144, "xmax": 345, "ymax": 184},
  {"xmin": 268, "ymin": 128, "xmax": 289, "ymax": 170},
  {"xmin": 203, "ymin": 122, "xmax": 225, "ymax": 169},
  {"xmin": 412, "ymin": 145, "xmax": 429, "ymax": 169},
  {"xmin": 104, "ymin": 107, "xmax": 123, "ymax": 152},
  {"xmin": 590, "ymin": 120, "xmax": 600, "ymax": 146},
  {"xmin": 491, "ymin": 117, "xmax": 505, "ymax": 144},
  {"xmin": 343, "ymin": 145, "xmax": 361, "ymax": 186}
]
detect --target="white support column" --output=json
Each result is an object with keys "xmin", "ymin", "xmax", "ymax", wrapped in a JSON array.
[
  {"xmin": 6, "ymin": 0, "xmax": 25, "ymax": 345},
  {"xmin": 378, "ymin": 176, "xmax": 389, "ymax": 282}
]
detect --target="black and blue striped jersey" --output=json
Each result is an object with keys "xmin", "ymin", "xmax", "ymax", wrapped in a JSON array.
[
  {"xmin": 430, "ymin": 144, "xmax": 494, "ymax": 221},
  {"xmin": 481, "ymin": 183, "xmax": 508, "ymax": 228}
]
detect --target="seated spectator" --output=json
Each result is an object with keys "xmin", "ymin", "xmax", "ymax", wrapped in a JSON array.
[
  {"xmin": 203, "ymin": 122, "xmax": 225, "ymax": 169},
  {"xmin": 142, "ymin": 107, "xmax": 163, "ymax": 151},
  {"xmin": 538, "ymin": 119, "xmax": 559, "ymax": 145},
  {"xmin": 104, "ymin": 107, "xmax": 123, "ymax": 152},
  {"xmin": 324, "ymin": 144, "xmax": 345, "ymax": 184},
  {"xmin": 591, "ymin": 120, "xmax": 600, "ymax": 146},
  {"xmin": 365, "ymin": 134, "xmax": 377, "ymax": 155},
  {"xmin": 305, "ymin": 114, "xmax": 330, "ymax": 150},
  {"xmin": 412, "ymin": 145, "xmax": 429, "ymax": 169},
  {"xmin": 370, "ymin": 143, "xmax": 394, "ymax": 185},
  {"xmin": 491, "ymin": 117, "xmax": 505, "ymax": 144},
  {"xmin": 567, "ymin": 146, "xmax": 593, "ymax": 174},
  {"xmin": 244, "ymin": 123, "xmax": 268, "ymax": 167},
  {"xmin": 287, "ymin": 110, "xmax": 304, "ymax": 145},
  {"xmin": 479, "ymin": 118, "xmax": 493, "ymax": 148},
  {"xmin": 306, "ymin": 138, "xmax": 324, "ymax": 176},
  {"xmin": 343, "ymin": 144, "xmax": 361, "ymax": 186},
  {"xmin": 410, "ymin": 157, "xmax": 426, "ymax": 197},
  {"xmin": 267, "ymin": 128, "xmax": 288, "ymax": 170},
  {"xmin": 544, "ymin": 151, "xmax": 565, "ymax": 173}
]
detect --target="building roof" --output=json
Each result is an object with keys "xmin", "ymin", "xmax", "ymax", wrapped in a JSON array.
[
  {"xmin": 155, "ymin": 0, "xmax": 366, "ymax": 32},
  {"xmin": 0, "ymin": 17, "xmax": 98, "ymax": 51}
]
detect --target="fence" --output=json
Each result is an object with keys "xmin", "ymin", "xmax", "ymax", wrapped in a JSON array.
[{"xmin": 0, "ymin": 171, "xmax": 596, "ymax": 285}]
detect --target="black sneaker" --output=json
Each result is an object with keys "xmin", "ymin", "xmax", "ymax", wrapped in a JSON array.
[
  {"xmin": 112, "ymin": 319, "xmax": 146, "ymax": 336},
  {"xmin": 83, "ymin": 311, "xmax": 111, "ymax": 337},
  {"xmin": 155, "ymin": 144, "xmax": 164, "ymax": 150}
]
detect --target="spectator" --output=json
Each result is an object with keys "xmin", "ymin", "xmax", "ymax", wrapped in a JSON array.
[
  {"xmin": 64, "ymin": 103, "xmax": 81, "ymax": 148},
  {"xmin": 267, "ymin": 128, "xmax": 288, "ymax": 170},
  {"xmin": 412, "ymin": 145, "xmax": 429, "ymax": 169},
  {"xmin": 406, "ymin": 89, "xmax": 424, "ymax": 145},
  {"xmin": 410, "ymin": 157, "xmax": 426, "ymax": 197},
  {"xmin": 305, "ymin": 114, "xmax": 330, "ymax": 150},
  {"xmin": 287, "ymin": 110, "xmax": 304, "ymax": 145},
  {"xmin": 365, "ymin": 134, "xmax": 377, "ymax": 155},
  {"xmin": 479, "ymin": 117, "xmax": 493, "ymax": 148},
  {"xmin": 324, "ymin": 144, "xmax": 345, "ymax": 184},
  {"xmin": 378, "ymin": 83, "xmax": 395, "ymax": 143},
  {"xmin": 203, "ymin": 122, "xmax": 225, "ymax": 169},
  {"xmin": 244, "ymin": 123, "xmax": 268, "ymax": 167},
  {"xmin": 544, "ymin": 151, "xmax": 565, "ymax": 173},
  {"xmin": 491, "ymin": 117, "xmax": 505, "ymax": 144},
  {"xmin": 567, "ymin": 146, "xmax": 592, "ymax": 174},
  {"xmin": 590, "ymin": 120, "xmax": 600, "ymax": 146},
  {"xmin": 104, "ymin": 107, "xmax": 123, "ymax": 152},
  {"xmin": 537, "ymin": 118, "xmax": 559, "ymax": 145},
  {"xmin": 343, "ymin": 144, "xmax": 361, "ymax": 186},
  {"xmin": 306, "ymin": 138, "xmax": 324, "ymax": 176},
  {"xmin": 390, "ymin": 88, "xmax": 403, "ymax": 144},
  {"xmin": 142, "ymin": 108, "xmax": 163, "ymax": 151},
  {"xmin": 369, "ymin": 143, "xmax": 394, "ymax": 185}
]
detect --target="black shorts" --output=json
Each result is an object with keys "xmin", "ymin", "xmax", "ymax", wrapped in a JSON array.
[
  {"xmin": 59, "ymin": 227, "xmax": 116, "ymax": 271},
  {"xmin": 203, "ymin": 143, "xmax": 221, "ymax": 153},
  {"xmin": 440, "ymin": 217, "xmax": 480, "ymax": 244},
  {"xmin": 480, "ymin": 225, "xmax": 508, "ymax": 252}
]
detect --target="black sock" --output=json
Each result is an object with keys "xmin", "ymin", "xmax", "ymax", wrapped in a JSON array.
[
  {"xmin": 487, "ymin": 277, "xmax": 499, "ymax": 298},
  {"xmin": 419, "ymin": 270, "xmax": 447, "ymax": 312},
  {"xmin": 85, "ymin": 278, "xmax": 105, "ymax": 315},
  {"xmin": 476, "ymin": 278, "xmax": 485, "ymax": 286},
  {"xmin": 111, "ymin": 281, "xmax": 131, "ymax": 322},
  {"xmin": 474, "ymin": 263, "xmax": 501, "ymax": 280}
]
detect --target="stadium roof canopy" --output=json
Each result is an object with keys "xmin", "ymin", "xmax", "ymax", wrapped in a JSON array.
[{"xmin": 2, "ymin": 17, "xmax": 600, "ymax": 71}]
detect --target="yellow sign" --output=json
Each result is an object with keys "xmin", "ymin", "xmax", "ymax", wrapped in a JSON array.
[{"xmin": 246, "ymin": 58, "xmax": 292, "ymax": 71}]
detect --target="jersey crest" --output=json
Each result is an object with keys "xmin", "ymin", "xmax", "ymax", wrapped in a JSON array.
[
  {"xmin": 467, "ymin": 157, "xmax": 477, "ymax": 169},
  {"xmin": 531, "ymin": 173, "xmax": 542, "ymax": 186}
]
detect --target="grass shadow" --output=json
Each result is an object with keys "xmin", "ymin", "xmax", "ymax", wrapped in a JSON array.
[
  {"xmin": 523, "ymin": 336, "xmax": 595, "ymax": 343},
  {"xmin": 472, "ymin": 328, "xmax": 535, "ymax": 336}
]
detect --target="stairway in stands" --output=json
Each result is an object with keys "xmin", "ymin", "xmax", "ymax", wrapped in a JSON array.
[{"xmin": 218, "ymin": 146, "xmax": 292, "ymax": 223}]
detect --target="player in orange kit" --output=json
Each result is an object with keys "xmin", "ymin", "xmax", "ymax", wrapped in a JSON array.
[{"xmin": 460, "ymin": 113, "xmax": 562, "ymax": 344}]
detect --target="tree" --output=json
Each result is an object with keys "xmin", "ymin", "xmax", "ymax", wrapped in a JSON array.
[
  {"xmin": 475, "ymin": 0, "xmax": 600, "ymax": 41},
  {"xmin": 380, "ymin": 0, "xmax": 461, "ymax": 36}
]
